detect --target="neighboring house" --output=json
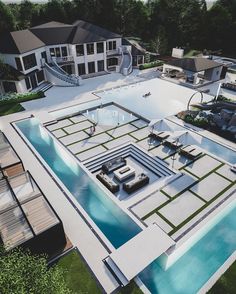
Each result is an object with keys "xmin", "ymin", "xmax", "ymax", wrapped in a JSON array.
[
  {"xmin": 163, "ymin": 57, "xmax": 223, "ymax": 86},
  {"xmin": 0, "ymin": 20, "xmax": 133, "ymax": 94}
]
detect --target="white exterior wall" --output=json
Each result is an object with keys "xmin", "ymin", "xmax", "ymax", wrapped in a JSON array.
[
  {"xmin": 72, "ymin": 40, "xmax": 108, "ymax": 75},
  {"xmin": 20, "ymin": 47, "xmax": 46, "ymax": 74},
  {"xmin": 15, "ymin": 79, "xmax": 28, "ymax": 93}
]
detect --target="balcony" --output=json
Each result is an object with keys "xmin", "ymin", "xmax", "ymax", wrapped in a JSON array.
[{"xmin": 54, "ymin": 55, "xmax": 74, "ymax": 64}]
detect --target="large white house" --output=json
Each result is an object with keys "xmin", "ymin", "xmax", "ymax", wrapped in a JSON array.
[{"xmin": 0, "ymin": 20, "xmax": 138, "ymax": 94}]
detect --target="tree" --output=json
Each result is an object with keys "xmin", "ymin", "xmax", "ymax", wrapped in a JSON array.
[
  {"xmin": 0, "ymin": 247, "xmax": 71, "ymax": 294},
  {"xmin": 0, "ymin": 1, "xmax": 16, "ymax": 34}
]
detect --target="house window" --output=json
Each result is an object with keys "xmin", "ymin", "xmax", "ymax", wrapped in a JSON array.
[
  {"xmin": 138, "ymin": 56, "xmax": 144, "ymax": 65},
  {"xmin": 15, "ymin": 57, "xmax": 22, "ymax": 71},
  {"xmin": 50, "ymin": 48, "xmax": 55, "ymax": 57},
  {"xmin": 107, "ymin": 57, "xmax": 118, "ymax": 67},
  {"xmin": 25, "ymin": 77, "xmax": 31, "ymax": 89},
  {"xmin": 97, "ymin": 42, "xmax": 104, "ymax": 54},
  {"xmin": 36, "ymin": 70, "xmax": 45, "ymax": 83},
  {"xmin": 2, "ymin": 81, "xmax": 17, "ymax": 93},
  {"xmin": 88, "ymin": 61, "xmax": 95, "ymax": 73},
  {"xmin": 76, "ymin": 45, "xmax": 84, "ymax": 56},
  {"xmin": 41, "ymin": 51, "xmax": 47, "ymax": 63},
  {"xmin": 107, "ymin": 41, "xmax": 116, "ymax": 51},
  {"xmin": 78, "ymin": 63, "xmax": 86, "ymax": 75},
  {"xmin": 61, "ymin": 46, "xmax": 68, "ymax": 57},
  {"xmin": 22, "ymin": 53, "xmax": 37, "ymax": 70},
  {"xmin": 97, "ymin": 60, "xmax": 104, "ymax": 72},
  {"xmin": 55, "ymin": 47, "xmax": 61, "ymax": 57},
  {"xmin": 86, "ymin": 43, "xmax": 94, "ymax": 55}
]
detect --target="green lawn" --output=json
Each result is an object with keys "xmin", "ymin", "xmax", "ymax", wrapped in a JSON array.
[
  {"xmin": 0, "ymin": 103, "xmax": 24, "ymax": 116},
  {"xmin": 208, "ymin": 262, "xmax": 236, "ymax": 294},
  {"xmin": 57, "ymin": 249, "xmax": 143, "ymax": 294}
]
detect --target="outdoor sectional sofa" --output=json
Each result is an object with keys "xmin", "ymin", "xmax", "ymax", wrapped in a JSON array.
[
  {"xmin": 96, "ymin": 171, "xmax": 119, "ymax": 193},
  {"xmin": 123, "ymin": 173, "xmax": 149, "ymax": 194},
  {"xmin": 102, "ymin": 156, "xmax": 126, "ymax": 174}
]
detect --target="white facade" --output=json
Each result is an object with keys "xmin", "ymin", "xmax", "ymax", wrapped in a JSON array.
[{"xmin": 0, "ymin": 35, "xmax": 123, "ymax": 93}]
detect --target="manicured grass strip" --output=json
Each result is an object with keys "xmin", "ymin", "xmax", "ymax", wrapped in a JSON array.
[
  {"xmin": 208, "ymin": 261, "xmax": 236, "ymax": 294},
  {"xmin": 0, "ymin": 103, "xmax": 24, "ymax": 116},
  {"xmin": 56, "ymin": 249, "xmax": 102, "ymax": 294},
  {"xmin": 56, "ymin": 249, "xmax": 143, "ymax": 294},
  {"xmin": 118, "ymin": 281, "xmax": 143, "ymax": 294}
]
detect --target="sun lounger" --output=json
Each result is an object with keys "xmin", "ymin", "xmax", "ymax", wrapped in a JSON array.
[
  {"xmin": 149, "ymin": 131, "xmax": 169, "ymax": 141},
  {"xmin": 163, "ymin": 138, "xmax": 182, "ymax": 149},
  {"xmin": 179, "ymin": 145, "xmax": 202, "ymax": 159}
]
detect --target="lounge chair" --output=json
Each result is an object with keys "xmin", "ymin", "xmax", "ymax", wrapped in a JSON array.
[
  {"xmin": 163, "ymin": 138, "xmax": 182, "ymax": 149},
  {"xmin": 149, "ymin": 131, "xmax": 170, "ymax": 141},
  {"xmin": 179, "ymin": 145, "xmax": 202, "ymax": 159}
]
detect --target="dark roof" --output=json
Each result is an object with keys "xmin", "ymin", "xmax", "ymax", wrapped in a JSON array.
[
  {"xmin": 0, "ymin": 64, "xmax": 25, "ymax": 81},
  {"xmin": 0, "ymin": 19, "xmax": 121, "ymax": 54},
  {"xmin": 31, "ymin": 21, "xmax": 72, "ymax": 29},
  {"xmin": 69, "ymin": 26, "xmax": 106, "ymax": 44},
  {"xmin": 166, "ymin": 57, "xmax": 222, "ymax": 72},
  {"xmin": 30, "ymin": 26, "xmax": 74, "ymax": 45},
  {"xmin": 73, "ymin": 20, "xmax": 121, "ymax": 39},
  {"xmin": 0, "ymin": 30, "xmax": 45, "ymax": 54},
  {"xmin": 122, "ymin": 38, "xmax": 146, "ymax": 55}
]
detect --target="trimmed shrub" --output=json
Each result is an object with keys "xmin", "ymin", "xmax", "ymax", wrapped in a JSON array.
[
  {"xmin": 139, "ymin": 60, "xmax": 163, "ymax": 70},
  {"xmin": 0, "ymin": 91, "xmax": 45, "ymax": 106}
]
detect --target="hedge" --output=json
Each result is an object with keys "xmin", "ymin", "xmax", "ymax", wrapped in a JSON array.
[
  {"xmin": 139, "ymin": 60, "xmax": 163, "ymax": 70},
  {"xmin": 0, "ymin": 91, "xmax": 45, "ymax": 106}
]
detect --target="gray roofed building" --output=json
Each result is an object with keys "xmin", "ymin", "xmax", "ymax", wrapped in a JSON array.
[
  {"xmin": 73, "ymin": 19, "xmax": 121, "ymax": 39},
  {"xmin": 166, "ymin": 57, "xmax": 221, "ymax": 72},
  {"xmin": 0, "ymin": 29, "xmax": 45, "ymax": 54}
]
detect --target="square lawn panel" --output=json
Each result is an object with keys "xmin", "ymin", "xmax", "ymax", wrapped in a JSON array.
[
  {"xmin": 104, "ymin": 135, "xmax": 136, "ymax": 150},
  {"xmin": 60, "ymin": 131, "xmax": 89, "ymax": 146},
  {"xmin": 68, "ymin": 133, "xmax": 112, "ymax": 154},
  {"xmin": 64, "ymin": 121, "xmax": 92, "ymax": 134},
  {"xmin": 162, "ymin": 174, "xmax": 196, "ymax": 198},
  {"xmin": 130, "ymin": 127, "xmax": 150, "ymax": 140},
  {"xmin": 131, "ymin": 191, "xmax": 169, "ymax": 219},
  {"xmin": 216, "ymin": 165, "xmax": 236, "ymax": 182},
  {"xmin": 52, "ymin": 129, "xmax": 67, "ymax": 138},
  {"xmin": 70, "ymin": 115, "xmax": 87, "ymax": 124},
  {"xmin": 151, "ymin": 145, "xmax": 176, "ymax": 159},
  {"xmin": 184, "ymin": 155, "xmax": 222, "ymax": 178},
  {"xmin": 47, "ymin": 119, "xmax": 72, "ymax": 131},
  {"xmin": 76, "ymin": 145, "xmax": 107, "ymax": 161},
  {"xmin": 131, "ymin": 119, "xmax": 148, "ymax": 129},
  {"xmin": 190, "ymin": 173, "xmax": 231, "ymax": 202},
  {"xmin": 108, "ymin": 124, "xmax": 137, "ymax": 138},
  {"xmin": 159, "ymin": 191, "xmax": 205, "ymax": 227}
]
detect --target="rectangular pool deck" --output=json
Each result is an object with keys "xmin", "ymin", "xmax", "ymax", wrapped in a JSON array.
[{"xmin": 0, "ymin": 77, "xmax": 235, "ymax": 294}]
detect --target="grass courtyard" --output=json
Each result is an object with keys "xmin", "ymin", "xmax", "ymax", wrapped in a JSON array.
[{"xmin": 57, "ymin": 249, "xmax": 142, "ymax": 294}]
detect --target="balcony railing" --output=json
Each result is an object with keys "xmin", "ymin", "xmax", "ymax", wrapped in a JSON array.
[{"xmin": 54, "ymin": 56, "xmax": 74, "ymax": 64}]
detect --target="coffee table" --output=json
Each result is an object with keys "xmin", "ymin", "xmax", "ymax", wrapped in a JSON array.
[{"xmin": 113, "ymin": 165, "xmax": 135, "ymax": 181}]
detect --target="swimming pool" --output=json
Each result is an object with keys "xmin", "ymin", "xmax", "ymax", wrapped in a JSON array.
[
  {"xmin": 16, "ymin": 118, "xmax": 142, "ymax": 249},
  {"xmin": 83, "ymin": 104, "xmax": 137, "ymax": 126},
  {"xmin": 139, "ymin": 200, "xmax": 236, "ymax": 294}
]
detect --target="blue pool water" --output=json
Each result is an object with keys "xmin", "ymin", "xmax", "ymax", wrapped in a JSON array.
[
  {"xmin": 83, "ymin": 104, "xmax": 137, "ymax": 126},
  {"xmin": 16, "ymin": 118, "xmax": 141, "ymax": 249},
  {"xmin": 139, "ymin": 201, "xmax": 236, "ymax": 294}
]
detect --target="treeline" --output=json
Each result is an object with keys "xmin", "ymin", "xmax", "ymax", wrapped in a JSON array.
[{"xmin": 0, "ymin": 0, "xmax": 236, "ymax": 55}]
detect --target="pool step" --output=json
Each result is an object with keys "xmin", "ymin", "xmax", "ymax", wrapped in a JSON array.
[{"xmin": 84, "ymin": 143, "xmax": 174, "ymax": 179}]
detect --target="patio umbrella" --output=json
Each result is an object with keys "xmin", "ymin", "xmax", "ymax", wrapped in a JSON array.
[{"xmin": 172, "ymin": 131, "xmax": 202, "ymax": 145}]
